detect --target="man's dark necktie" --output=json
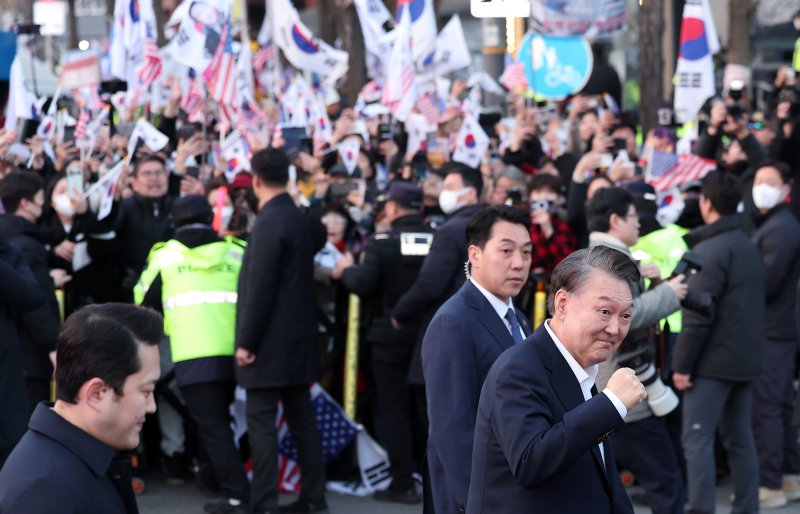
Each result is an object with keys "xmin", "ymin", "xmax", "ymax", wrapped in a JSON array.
[{"xmin": 504, "ymin": 308, "xmax": 524, "ymax": 343}]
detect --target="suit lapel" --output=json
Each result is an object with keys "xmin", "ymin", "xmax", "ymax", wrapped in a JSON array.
[
  {"xmin": 534, "ymin": 326, "xmax": 611, "ymax": 489},
  {"xmin": 462, "ymin": 281, "xmax": 516, "ymax": 352}
]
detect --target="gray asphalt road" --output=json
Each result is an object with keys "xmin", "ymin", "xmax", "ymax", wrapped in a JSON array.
[{"xmin": 135, "ymin": 472, "xmax": 799, "ymax": 513}]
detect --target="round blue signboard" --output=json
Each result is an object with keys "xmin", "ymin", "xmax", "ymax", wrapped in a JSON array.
[{"xmin": 517, "ymin": 34, "xmax": 593, "ymax": 100}]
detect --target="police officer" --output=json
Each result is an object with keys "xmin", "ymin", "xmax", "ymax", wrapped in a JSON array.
[
  {"xmin": 135, "ymin": 195, "xmax": 250, "ymax": 514},
  {"xmin": 333, "ymin": 182, "xmax": 433, "ymax": 504}
]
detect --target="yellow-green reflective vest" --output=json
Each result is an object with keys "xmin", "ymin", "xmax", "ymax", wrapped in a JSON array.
[
  {"xmin": 135, "ymin": 237, "xmax": 245, "ymax": 363},
  {"xmin": 629, "ymin": 224, "xmax": 689, "ymax": 332},
  {"xmin": 794, "ymin": 37, "xmax": 800, "ymax": 72}
]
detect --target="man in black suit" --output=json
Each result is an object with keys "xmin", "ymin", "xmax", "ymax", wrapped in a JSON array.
[
  {"xmin": 423, "ymin": 205, "xmax": 533, "ymax": 514},
  {"xmin": 467, "ymin": 246, "xmax": 647, "ymax": 514},
  {"xmin": 390, "ymin": 163, "xmax": 483, "ymax": 440},
  {"xmin": 235, "ymin": 148, "xmax": 328, "ymax": 514}
]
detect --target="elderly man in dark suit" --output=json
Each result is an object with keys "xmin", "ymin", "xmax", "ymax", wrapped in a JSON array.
[
  {"xmin": 235, "ymin": 148, "xmax": 327, "ymax": 514},
  {"xmin": 467, "ymin": 246, "xmax": 648, "ymax": 514},
  {"xmin": 423, "ymin": 205, "xmax": 533, "ymax": 514}
]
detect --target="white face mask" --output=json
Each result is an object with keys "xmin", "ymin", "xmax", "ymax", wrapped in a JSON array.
[
  {"xmin": 752, "ymin": 184, "xmax": 783, "ymax": 210},
  {"xmin": 439, "ymin": 187, "xmax": 471, "ymax": 215},
  {"xmin": 53, "ymin": 194, "xmax": 75, "ymax": 218},
  {"xmin": 220, "ymin": 206, "xmax": 234, "ymax": 228}
]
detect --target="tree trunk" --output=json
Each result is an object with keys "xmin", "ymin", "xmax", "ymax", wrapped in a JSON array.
[
  {"xmin": 727, "ymin": 0, "xmax": 751, "ymax": 65},
  {"xmin": 639, "ymin": 0, "xmax": 664, "ymax": 136}
]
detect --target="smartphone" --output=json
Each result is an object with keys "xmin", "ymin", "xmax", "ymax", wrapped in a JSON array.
[
  {"xmin": 16, "ymin": 118, "xmax": 40, "ymax": 143},
  {"xmin": 66, "ymin": 166, "xmax": 84, "ymax": 195},
  {"xmin": 282, "ymin": 127, "xmax": 308, "ymax": 158},
  {"xmin": 299, "ymin": 137, "xmax": 313, "ymax": 155},
  {"xmin": 62, "ymin": 125, "xmax": 76, "ymax": 144},
  {"xmin": 186, "ymin": 166, "xmax": 200, "ymax": 179},
  {"xmin": 330, "ymin": 180, "xmax": 360, "ymax": 199},
  {"xmin": 378, "ymin": 114, "xmax": 393, "ymax": 142},
  {"xmin": 179, "ymin": 124, "xmax": 197, "ymax": 141},
  {"xmin": 612, "ymin": 138, "xmax": 627, "ymax": 153}
]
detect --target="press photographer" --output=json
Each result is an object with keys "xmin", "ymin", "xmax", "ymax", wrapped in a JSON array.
[{"xmin": 586, "ymin": 186, "xmax": 687, "ymax": 514}]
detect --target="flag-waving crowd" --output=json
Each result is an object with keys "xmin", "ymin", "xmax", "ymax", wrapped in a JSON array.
[{"xmin": 0, "ymin": 0, "xmax": 800, "ymax": 513}]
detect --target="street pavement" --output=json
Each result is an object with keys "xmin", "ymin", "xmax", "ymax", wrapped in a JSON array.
[{"xmin": 135, "ymin": 471, "xmax": 800, "ymax": 513}]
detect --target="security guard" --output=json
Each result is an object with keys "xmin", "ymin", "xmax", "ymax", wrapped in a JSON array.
[
  {"xmin": 134, "ymin": 195, "xmax": 250, "ymax": 514},
  {"xmin": 333, "ymin": 182, "xmax": 433, "ymax": 504}
]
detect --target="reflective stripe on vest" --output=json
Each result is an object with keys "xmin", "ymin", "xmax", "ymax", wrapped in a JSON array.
[{"xmin": 163, "ymin": 291, "xmax": 239, "ymax": 310}]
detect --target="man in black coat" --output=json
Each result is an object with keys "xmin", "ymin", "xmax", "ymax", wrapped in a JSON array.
[
  {"xmin": 0, "ymin": 237, "xmax": 44, "ymax": 468},
  {"xmin": 672, "ymin": 171, "xmax": 764, "ymax": 514},
  {"xmin": 749, "ymin": 161, "xmax": 800, "ymax": 506},
  {"xmin": 235, "ymin": 148, "xmax": 328, "ymax": 514},
  {"xmin": 335, "ymin": 182, "xmax": 434, "ymax": 504},
  {"xmin": 110, "ymin": 155, "xmax": 175, "ymax": 302},
  {"xmin": 391, "ymin": 163, "xmax": 483, "ymax": 393},
  {"xmin": 0, "ymin": 171, "xmax": 62, "ymax": 417},
  {"xmin": 0, "ymin": 303, "xmax": 162, "ymax": 514}
]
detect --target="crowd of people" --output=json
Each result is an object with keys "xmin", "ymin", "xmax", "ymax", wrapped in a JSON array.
[{"xmin": 0, "ymin": 55, "xmax": 799, "ymax": 514}]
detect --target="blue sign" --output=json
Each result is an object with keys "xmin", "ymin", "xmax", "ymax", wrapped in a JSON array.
[{"xmin": 517, "ymin": 34, "xmax": 593, "ymax": 100}]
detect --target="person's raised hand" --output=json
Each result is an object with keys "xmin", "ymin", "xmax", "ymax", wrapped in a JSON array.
[{"xmin": 607, "ymin": 367, "xmax": 647, "ymax": 411}]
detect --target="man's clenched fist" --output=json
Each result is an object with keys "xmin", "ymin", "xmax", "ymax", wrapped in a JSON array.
[{"xmin": 607, "ymin": 367, "xmax": 647, "ymax": 410}]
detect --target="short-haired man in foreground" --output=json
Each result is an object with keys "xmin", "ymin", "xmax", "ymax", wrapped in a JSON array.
[
  {"xmin": 467, "ymin": 246, "xmax": 647, "ymax": 514},
  {"xmin": 0, "ymin": 303, "xmax": 162, "ymax": 514}
]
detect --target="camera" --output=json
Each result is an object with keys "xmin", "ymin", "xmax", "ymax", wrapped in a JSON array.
[
  {"xmin": 504, "ymin": 187, "xmax": 524, "ymax": 206},
  {"xmin": 617, "ymin": 345, "xmax": 679, "ymax": 416},
  {"xmin": 529, "ymin": 198, "xmax": 556, "ymax": 213},
  {"xmin": 728, "ymin": 79, "xmax": 745, "ymax": 102},
  {"xmin": 671, "ymin": 252, "xmax": 716, "ymax": 318}
]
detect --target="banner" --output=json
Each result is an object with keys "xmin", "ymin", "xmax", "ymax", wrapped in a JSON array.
[
  {"xmin": 62, "ymin": 50, "xmax": 102, "ymax": 90},
  {"xmin": 530, "ymin": 0, "xmax": 626, "ymax": 38}
]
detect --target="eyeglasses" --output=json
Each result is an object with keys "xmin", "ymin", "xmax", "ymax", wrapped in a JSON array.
[{"xmin": 137, "ymin": 169, "xmax": 167, "ymax": 179}]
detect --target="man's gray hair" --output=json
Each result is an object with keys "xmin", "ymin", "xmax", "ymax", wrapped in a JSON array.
[
  {"xmin": 494, "ymin": 165, "xmax": 527, "ymax": 189},
  {"xmin": 548, "ymin": 246, "xmax": 641, "ymax": 315}
]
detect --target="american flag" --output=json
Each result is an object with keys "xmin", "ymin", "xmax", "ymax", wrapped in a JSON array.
[
  {"xmin": 136, "ymin": 39, "xmax": 162, "ymax": 87},
  {"xmin": 74, "ymin": 109, "xmax": 90, "ymax": 142},
  {"xmin": 203, "ymin": 20, "xmax": 238, "ymax": 108},
  {"xmin": 276, "ymin": 384, "xmax": 359, "ymax": 492},
  {"xmin": 253, "ymin": 44, "xmax": 276, "ymax": 74},
  {"xmin": 235, "ymin": 95, "xmax": 269, "ymax": 133},
  {"xmin": 181, "ymin": 75, "xmax": 205, "ymax": 119},
  {"xmin": 415, "ymin": 92, "xmax": 441, "ymax": 126},
  {"xmin": 382, "ymin": 60, "xmax": 415, "ymax": 118},
  {"xmin": 649, "ymin": 153, "xmax": 717, "ymax": 191},
  {"xmin": 499, "ymin": 60, "xmax": 528, "ymax": 92}
]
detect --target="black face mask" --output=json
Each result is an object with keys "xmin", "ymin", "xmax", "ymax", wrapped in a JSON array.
[{"xmin": 676, "ymin": 198, "xmax": 703, "ymax": 229}]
